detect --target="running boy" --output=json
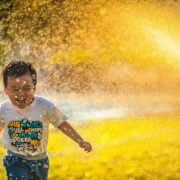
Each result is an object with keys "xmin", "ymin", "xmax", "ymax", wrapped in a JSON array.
[{"xmin": 0, "ymin": 61, "xmax": 92, "ymax": 180}]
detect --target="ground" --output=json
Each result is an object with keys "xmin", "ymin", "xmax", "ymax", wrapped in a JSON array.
[{"xmin": 0, "ymin": 115, "xmax": 179, "ymax": 180}]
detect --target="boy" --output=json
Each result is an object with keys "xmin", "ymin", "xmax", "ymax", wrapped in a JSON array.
[{"xmin": 0, "ymin": 61, "xmax": 92, "ymax": 180}]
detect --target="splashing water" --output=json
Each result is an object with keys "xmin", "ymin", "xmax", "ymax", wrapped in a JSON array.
[{"xmin": 0, "ymin": 0, "xmax": 179, "ymax": 119}]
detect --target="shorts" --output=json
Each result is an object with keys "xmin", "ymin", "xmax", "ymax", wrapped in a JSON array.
[{"xmin": 3, "ymin": 154, "xmax": 49, "ymax": 180}]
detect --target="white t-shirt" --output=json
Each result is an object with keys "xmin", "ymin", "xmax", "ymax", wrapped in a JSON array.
[{"xmin": 0, "ymin": 95, "xmax": 67, "ymax": 157}]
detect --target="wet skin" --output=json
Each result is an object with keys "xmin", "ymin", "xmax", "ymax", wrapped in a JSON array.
[{"xmin": 4, "ymin": 73, "xmax": 36, "ymax": 109}]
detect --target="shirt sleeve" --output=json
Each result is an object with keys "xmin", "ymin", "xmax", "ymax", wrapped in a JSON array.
[{"xmin": 47, "ymin": 103, "xmax": 68, "ymax": 127}]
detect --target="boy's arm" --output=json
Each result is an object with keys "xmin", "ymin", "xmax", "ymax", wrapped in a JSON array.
[
  {"xmin": 0, "ymin": 127, "xmax": 3, "ymax": 137},
  {"xmin": 58, "ymin": 121, "xmax": 92, "ymax": 153}
]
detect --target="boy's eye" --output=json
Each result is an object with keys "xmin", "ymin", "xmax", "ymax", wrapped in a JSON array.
[
  {"xmin": 23, "ymin": 87, "xmax": 32, "ymax": 92},
  {"xmin": 10, "ymin": 86, "xmax": 34, "ymax": 92},
  {"xmin": 11, "ymin": 88, "xmax": 19, "ymax": 91}
]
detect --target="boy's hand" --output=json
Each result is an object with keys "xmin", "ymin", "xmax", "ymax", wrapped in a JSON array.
[
  {"xmin": 58, "ymin": 121, "xmax": 92, "ymax": 152},
  {"xmin": 79, "ymin": 140, "xmax": 92, "ymax": 153}
]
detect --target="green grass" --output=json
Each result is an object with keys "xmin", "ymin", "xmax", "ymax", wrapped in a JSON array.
[{"xmin": 0, "ymin": 116, "xmax": 180, "ymax": 180}]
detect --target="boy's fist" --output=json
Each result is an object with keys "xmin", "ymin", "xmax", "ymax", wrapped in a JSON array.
[{"xmin": 79, "ymin": 140, "xmax": 92, "ymax": 152}]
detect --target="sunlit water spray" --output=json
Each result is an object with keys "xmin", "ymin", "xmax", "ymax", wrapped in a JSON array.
[
  {"xmin": 45, "ymin": 1, "xmax": 179, "ymax": 119},
  {"xmin": 49, "ymin": 94, "xmax": 126, "ymax": 120},
  {"xmin": 0, "ymin": 0, "xmax": 179, "ymax": 120}
]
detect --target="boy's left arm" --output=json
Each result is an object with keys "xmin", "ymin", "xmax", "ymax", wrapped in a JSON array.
[{"xmin": 58, "ymin": 121, "xmax": 92, "ymax": 153}]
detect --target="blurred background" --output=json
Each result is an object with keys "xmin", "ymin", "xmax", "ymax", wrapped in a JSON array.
[{"xmin": 0, "ymin": 0, "xmax": 179, "ymax": 179}]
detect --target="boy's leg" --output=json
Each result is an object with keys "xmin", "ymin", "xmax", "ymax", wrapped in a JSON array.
[
  {"xmin": 36, "ymin": 156, "xmax": 49, "ymax": 180},
  {"xmin": 3, "ymin": 155, "xmax": 29, "ymax": 180},
  {"xmin": 3, "ymin": 154, "xmax": 49, "ymax": 180}
]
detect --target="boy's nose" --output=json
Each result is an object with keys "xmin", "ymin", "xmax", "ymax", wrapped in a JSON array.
[{"xmin": 17, "ymin": 89, "xmax": 26, "ymax": 96}]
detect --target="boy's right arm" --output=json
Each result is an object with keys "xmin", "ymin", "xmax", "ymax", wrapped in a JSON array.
[
  {"xmin": 0, "ymin": 122, "xmax": 4, "ymax": 132},
  {"xmin": 0, "ymin": 105, "xmax": 4, "ymax": 133},
  {"xmin": 0, "ymin": 117, "xmax": 4, "ymax": 133},
  {"xmin": 0, "ymin": 127, "xmax": 3, "ymax": 140}
]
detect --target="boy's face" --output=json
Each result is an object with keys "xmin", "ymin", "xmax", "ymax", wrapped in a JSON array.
[{"xmin": 4, "ymin": 73, "xmax": 36, "ymax": 109}]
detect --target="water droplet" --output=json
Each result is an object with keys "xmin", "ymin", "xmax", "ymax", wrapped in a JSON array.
[{"xmin": 43, "ymin": 163, "xmax": 49, "ymax": 168}]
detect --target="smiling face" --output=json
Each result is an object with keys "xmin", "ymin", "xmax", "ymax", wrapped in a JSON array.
[{"xmin": 5, "ymin": 73, "xmax": 36, "ymax": 109}]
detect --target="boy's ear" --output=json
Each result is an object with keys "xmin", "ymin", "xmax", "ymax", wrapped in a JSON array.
[{"xmin": 4, "ymin": 87, "xmax": 8, "ymax": 94}]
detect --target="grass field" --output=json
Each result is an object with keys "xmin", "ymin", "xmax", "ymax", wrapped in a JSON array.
[{"xmin": 0, "ymin": 116, "xmax": 179, "ymax": 180}]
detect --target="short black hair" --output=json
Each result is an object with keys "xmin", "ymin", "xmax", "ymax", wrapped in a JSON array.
[{"xmin": 2, "ymin": 61, "xmax": 37, "ymax": 87}]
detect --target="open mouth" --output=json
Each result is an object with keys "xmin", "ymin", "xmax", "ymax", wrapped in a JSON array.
[{"xmin": 15, "ymin": 98, "xmax": 29, "ymax": 106}]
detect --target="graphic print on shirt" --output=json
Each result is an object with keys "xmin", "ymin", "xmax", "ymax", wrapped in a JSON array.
[{"xmin": 8, "ymin": 119, "xmax": 43, "ymax": 153}]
